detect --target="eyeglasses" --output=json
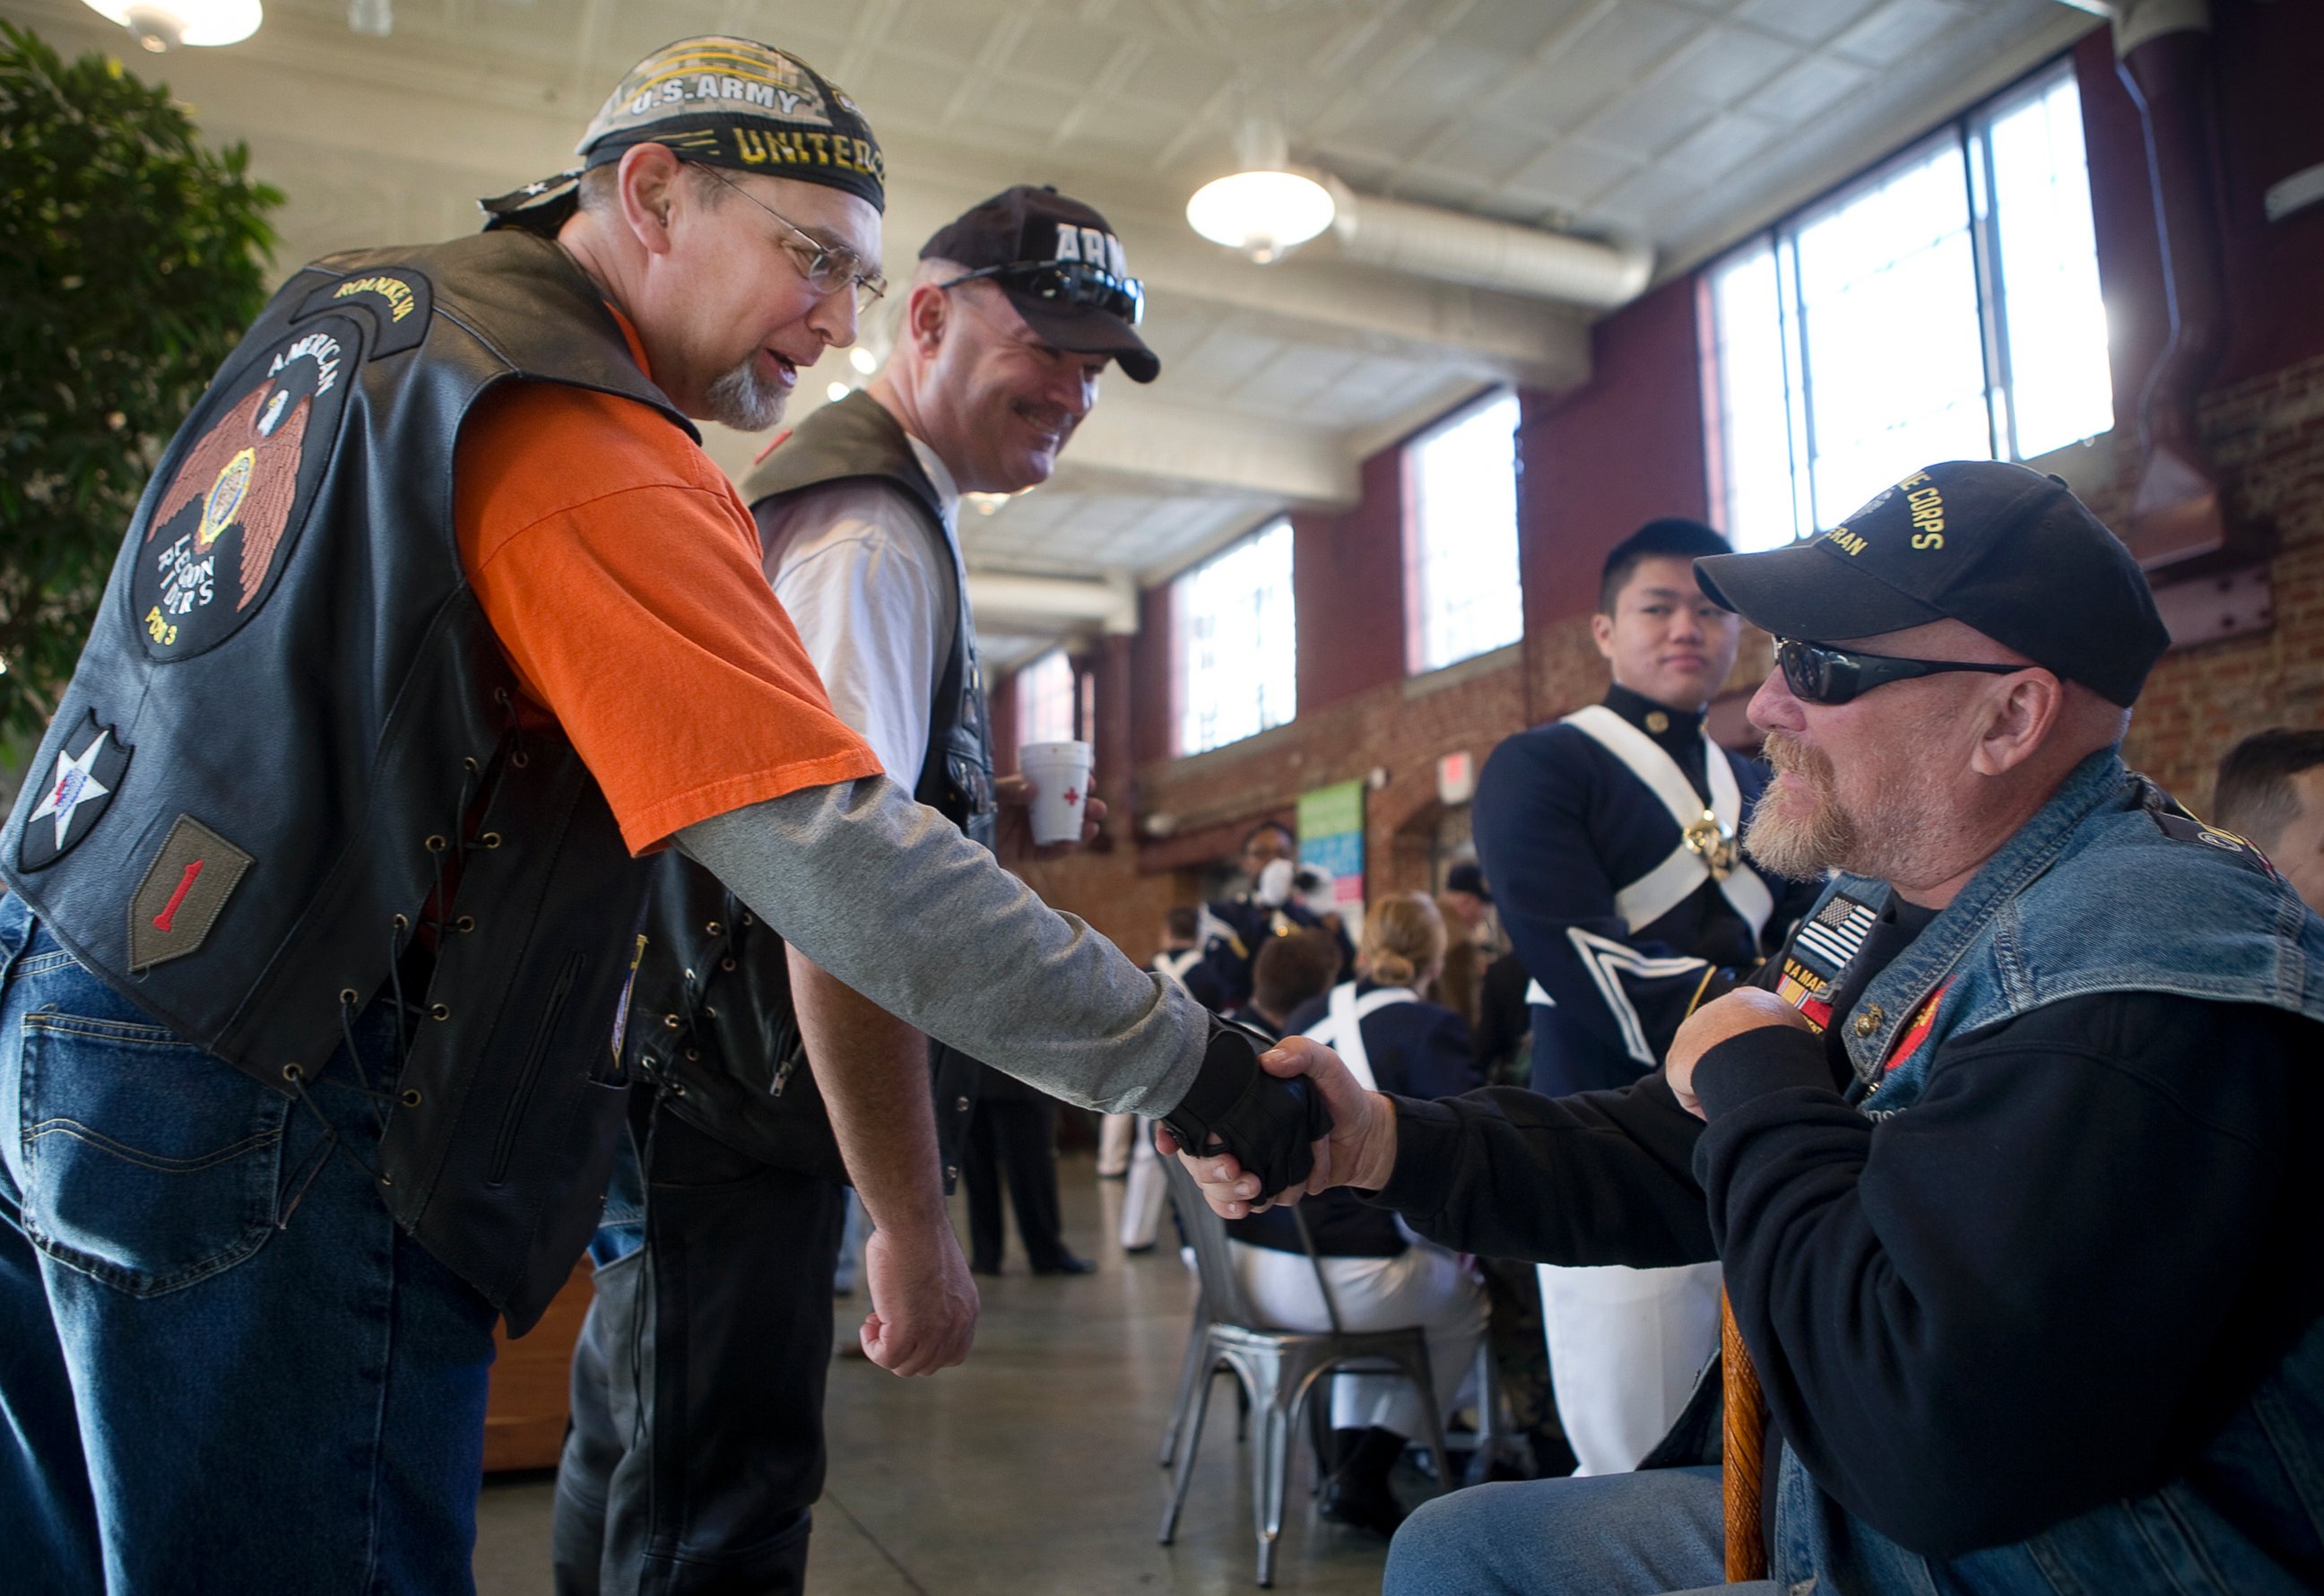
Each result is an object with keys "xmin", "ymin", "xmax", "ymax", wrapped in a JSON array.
[
  {"xmin": 683, "ymin": 160, "xmax": 887, "ymax": 308},
  {"xmin": 938, "ymin": 261, "xmax": 1145, "ymax": 327},
  {"xmin": 1774, "ymin": 638, "xmax": 2029, "ymax": 706}
]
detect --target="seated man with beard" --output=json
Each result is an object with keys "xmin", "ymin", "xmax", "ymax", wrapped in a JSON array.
[{"xmin": 1174, "ymin": 462, "xmax": 2324, "ymax": 1596}]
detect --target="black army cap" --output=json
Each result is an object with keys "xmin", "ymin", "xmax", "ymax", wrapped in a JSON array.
[
  {"xmin": 1694, "ymin": 461, "xmax": 2168, "ymax": 707},
  {"xmin": 924, "ymin": 186, "xmax": 1158, "ymax": 383}
]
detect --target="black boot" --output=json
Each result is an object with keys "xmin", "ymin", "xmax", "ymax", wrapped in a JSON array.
[{"xmin": 1319, "ymin": 1427, "xmax": 1409, "ymax": 1538}]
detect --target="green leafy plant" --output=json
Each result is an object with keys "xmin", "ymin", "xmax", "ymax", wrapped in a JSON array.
[{"xmin": 0, "ymin": 22, "xmax": 281, "ymax": 755}]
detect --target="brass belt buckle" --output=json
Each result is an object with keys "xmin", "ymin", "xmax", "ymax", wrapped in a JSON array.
[{"xmin": 1685, "ymin": 808, "xmax": 1739, "ymax": 880}]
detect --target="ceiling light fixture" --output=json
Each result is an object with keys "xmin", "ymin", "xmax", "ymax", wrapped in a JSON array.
[
  {"xmin": 82, "ymin": 0, "xmax": 261, "ymax": 50},
  {"xmin": 825, "ymin": 381, "xmax": 851, "ymax": 404},
  {"xmin": 847, "ymin": 346, "xmax": 879, "ymax": 376},
  {"xmin": 1185, "ymin": 108, "xmax": 1335, "ymax": 265}
]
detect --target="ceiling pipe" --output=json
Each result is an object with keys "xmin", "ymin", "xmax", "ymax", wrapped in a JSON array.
[
  {"xmin": 1328, "ymin": 185, "xmax": 1653, "ymax": 310},
  {"xmin": 966, "ymin": 573, "xmax": 1140, "ymax": 637}
]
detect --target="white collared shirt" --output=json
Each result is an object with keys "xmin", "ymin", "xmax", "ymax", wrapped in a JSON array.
[{"xmin": 755, "ymin": 432, "xmax": 967, "ymax": 781}]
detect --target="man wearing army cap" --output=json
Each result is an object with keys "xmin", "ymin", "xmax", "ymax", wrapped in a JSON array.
[
  {"xmin": 0, "ymin": 36, "xmax": 1317, "ymax": 1593},
  {"xmin": 1181, "ymin": 461, "xmax": 2324, "ymax": 1596}
]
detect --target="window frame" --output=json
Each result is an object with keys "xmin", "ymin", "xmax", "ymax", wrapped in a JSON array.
[
  {"xmin": 1168, "ymin": 516, "xmax": 1298, "ymax": 758},
  {"xmin": 1704, "ymin": 54, "xmax": 2110, "ymax": 550},
  {"xmin": 1401, "ymin": 386, "xmax": 1526, "ymax": 678}
]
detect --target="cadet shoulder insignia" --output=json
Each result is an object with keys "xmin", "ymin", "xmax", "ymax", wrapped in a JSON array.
[
  {"xmin": 131, "ymin": 315, "xmax": 357, "ymax": 661},
  {"xmin": 18, "ymin": 711, "xmax": 132, "ymax": 870},
  {"xmin": 128, "ymin": 815, "xmax": 255, "ymax": 972}
]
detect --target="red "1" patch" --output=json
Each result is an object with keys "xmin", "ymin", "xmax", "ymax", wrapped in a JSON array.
[{"xmin": 152, "ymin": 859, "xmax": 204, "ymax": 932}]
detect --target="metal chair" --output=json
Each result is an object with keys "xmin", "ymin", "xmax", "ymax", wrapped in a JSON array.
[{"xmin": 1155, "ymin": 1156, "xmax": 1452, "ymax": 1587}]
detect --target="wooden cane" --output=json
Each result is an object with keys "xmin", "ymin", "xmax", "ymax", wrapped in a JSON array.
[{"xmin": 1721, "ymin": 1288, "xmax": 1770, "ymax": 1582}]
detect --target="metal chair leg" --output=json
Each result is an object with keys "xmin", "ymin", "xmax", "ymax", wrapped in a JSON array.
[
  {"xmin": 1254, "ymin": 1400, "xmax": 1292, "ymax": 1588},
  {"xmin": 1159, "ymin": 1353, "xmax": 1218, "ymax": 1544},
  {"xmin": 1159, "ymin": 1308, "xmax": 1210, "ymax": 1468}
]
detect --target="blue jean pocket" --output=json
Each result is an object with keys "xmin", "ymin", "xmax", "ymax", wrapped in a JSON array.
[{"xmin": 19, "ymin": 1009, "xmax": 289, "ymax": 1296}]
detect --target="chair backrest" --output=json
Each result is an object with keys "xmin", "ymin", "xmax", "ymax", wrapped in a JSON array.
[
  {"xmin": 1160, "ymin": 1151, "xmax": 1263, "ymax": 1328},
  {"xmin": 1160, "ymin": 1154, "xmax": 1353, "ymax": 1336}
]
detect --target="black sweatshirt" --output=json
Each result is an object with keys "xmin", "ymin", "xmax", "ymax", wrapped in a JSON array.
[{"xmin": 1372, "ymin": 897, "xmax": 2324, "ymax": 1559}]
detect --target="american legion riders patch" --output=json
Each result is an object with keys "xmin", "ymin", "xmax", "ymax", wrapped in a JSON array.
[
  {"xmin": 18, "ymin": 710, "xmax": 132, "ymax": 870},
  {"xmin": 131, "ymin": 316, "xmax": 356, "ymax": 660}
]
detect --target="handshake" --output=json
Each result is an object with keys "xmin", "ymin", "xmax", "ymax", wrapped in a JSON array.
[
  {"xmin": 1158, "ymin": 1017, "xmax": 1333, "ymax": 1201},
  {"xmin": 1158, "ymin": 1024, "xmax": 1399, "ymax": 1212}
]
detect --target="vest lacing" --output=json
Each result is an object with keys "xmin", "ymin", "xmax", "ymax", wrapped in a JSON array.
[{"xmin": 275, "ymin": 690, "xmax": 535, "ymax": 1224}]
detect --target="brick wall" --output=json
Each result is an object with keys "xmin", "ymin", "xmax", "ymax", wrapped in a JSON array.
[{"xmin": 2118, "ymin": 352, "xmax": 2324, "ymax": 804}]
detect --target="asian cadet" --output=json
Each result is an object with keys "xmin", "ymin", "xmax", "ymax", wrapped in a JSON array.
[{"xmin": 1470, "ymin": 519, "xmax": 1817, "ymax": 1475}]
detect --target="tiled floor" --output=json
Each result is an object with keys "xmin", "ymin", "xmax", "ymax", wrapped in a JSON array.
[{"xmin": 475, "ymin": 1156, "xmax": 1394, "ymax": 1594}]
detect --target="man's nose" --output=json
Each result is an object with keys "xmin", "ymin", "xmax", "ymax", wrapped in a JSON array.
[
  {"xmin": 807, "ymin": 286, "xmax": 860, "ymax": 351},
  {"xmin": 1747, "ymin": 666, "xmax": 1799, "ymax": 735}
]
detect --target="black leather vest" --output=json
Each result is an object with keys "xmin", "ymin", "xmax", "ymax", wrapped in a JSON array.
[
  {"xmin": 0, "ymin": 230, "xmax": 682, "ymax": 1332},
  {"xmin": 626, "ymin": 393, "xmax": 994, "ymax": 1184}
]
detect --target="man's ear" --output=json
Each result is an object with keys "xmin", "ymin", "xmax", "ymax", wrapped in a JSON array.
[
  {"xmin": 617, "ymin": 143, "xmax": 686, "ymax": 256},
  {"xmin": 1589, "ymin": 611, "xmax": 1617, "ymax": 662},
  {"xmin": 906, "ymin": 279, "xmax": 950, "ymax": 356},
  {"xmin": 1969, "ymin": 670, "xmax": 2065, "ymax": 776}
]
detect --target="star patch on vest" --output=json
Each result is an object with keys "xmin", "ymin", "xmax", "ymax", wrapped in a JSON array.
[
  {"xmin": 131, "ymin": 315, "xmax": 358, "ymax": 661},
  {"xmin": 18, "ymin": 711, "xmax": 132, "ymax": 871},
  {"xmin": 127, "ymin": 816, "xmax": 255, "ymax": 972}
]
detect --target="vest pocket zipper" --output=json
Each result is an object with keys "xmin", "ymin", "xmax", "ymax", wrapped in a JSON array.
[{"xmin": 486, "ymin": 950, "xmax": 582, "ymax": 1187}]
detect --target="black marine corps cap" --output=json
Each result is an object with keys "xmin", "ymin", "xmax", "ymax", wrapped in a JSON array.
[
  {"xmin": 1694, "ymin": 460, "xmax": 2169, "ymax": 707},
  {"xmin": 482, "ymin": 37, "xmax": 883, "ymax": 229},
  {"xmin": 924, "ymin": 186, "xmax": 1158, "ymax": 383}
]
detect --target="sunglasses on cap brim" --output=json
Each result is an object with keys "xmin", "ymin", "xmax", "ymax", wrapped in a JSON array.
[
  {"xmin": 1774, "ymin": 638, "xmax": 2030, "ymax": 706},
  {"xmin": 939, "ymin": 260, "xmax": 1145, "ymax": 327}
]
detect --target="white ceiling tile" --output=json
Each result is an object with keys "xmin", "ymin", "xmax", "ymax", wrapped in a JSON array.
[
  {"xmin": 1749, "ymin": 51, "xmax": 1878, "ymax": 123},
  {"xmin": 1507, "ymin": 137, "xmax": 1645, "ymax": 208},
  {"xmin": 1521, "ymin": 2, "xmax": 1704, "ymax": 130},
  {"xmin": 1658, "ymin": 111, "xmax": 1782, "ymax": 183},
  {"xmin": 1831, "ymin": 0, "xmax": 1972, "ymax": 66},
  {"xmin": 1732, "ymin": 0, "xmax": 1887, "ymax": 46},
  {"xmin": 1586, "ymin": 90, "xmax": 1715, "ymax": 161},
  {"xmin": 1651, "ymin": 27, "xmax": 1802, "ymax": 107}
]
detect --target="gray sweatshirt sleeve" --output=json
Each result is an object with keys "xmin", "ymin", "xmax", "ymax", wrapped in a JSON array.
[{"xmin": 676, "ymin": 776, "xmax": 1208, "ymax": 1116}]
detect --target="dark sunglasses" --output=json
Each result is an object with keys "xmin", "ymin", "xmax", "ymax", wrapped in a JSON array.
[
  {"xmin": 940, "ymin": 260, "xmax": 1145, "ymax": 327},
  {"xmin": 1775, "ymin": 638, "xmax": 2029, "ymax": 706}
]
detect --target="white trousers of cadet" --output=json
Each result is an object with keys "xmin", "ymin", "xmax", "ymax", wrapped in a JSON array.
[
  {"xmin": 1119, "ymin": 1118, "xmax": 1167, "ymax": 1250},
  {"xmin": 1232, "ymin": 1238, "xmax": 1486, "ymax": 1438},
  {"xmin": 1535, "ymin": 1260, "xmax": 1721, "ymax": 1476},
  {"xmin": 1097, "ymin": 1112, "xmax": 1135, "ymax": 1177}
]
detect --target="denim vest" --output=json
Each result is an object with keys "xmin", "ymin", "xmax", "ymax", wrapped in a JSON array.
[{"xmin": 1773, "ymin": 750, "xmax": 2324, "ymax": 1595}]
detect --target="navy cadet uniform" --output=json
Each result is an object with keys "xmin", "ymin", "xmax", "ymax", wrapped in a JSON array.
[{"xmin": 1471, "ymin": 682, "xmax": 1816, "ymax": 1476}]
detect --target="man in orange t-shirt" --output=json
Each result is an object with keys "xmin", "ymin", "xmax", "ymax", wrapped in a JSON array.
[{"xmin": 0, "ymin": 37, "xmax": 1323, "ymax": 1595}]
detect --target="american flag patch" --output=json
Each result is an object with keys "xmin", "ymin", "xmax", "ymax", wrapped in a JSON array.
[{"xmin": 1792, "ymin": 895, "xmax": 1877, "ymax": 976}]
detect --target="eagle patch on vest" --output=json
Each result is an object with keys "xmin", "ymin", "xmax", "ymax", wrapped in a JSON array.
[
  {"xmin": 131, "ymin": 315, "xmax": 357, "ymax": 660},
  {"xmin": 18, "ymin": 711, "xmax": 131, "ymax": 871}
]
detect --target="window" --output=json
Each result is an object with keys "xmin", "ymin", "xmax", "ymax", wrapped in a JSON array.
[
  {"xmin": 1407, "ymin": 390, "xmax": 1524, "ymax": 673},
  {"xmin": 1016, "ymin": 648, "xmax": 1079, "ymax": 745},
  {"xmin": 1707, "ymin": 61, "xmax": 2112, "ymax": 551},
  {"xmin": 1174, "ymin": 519, "xmax": 1296, "ymax": 756}
]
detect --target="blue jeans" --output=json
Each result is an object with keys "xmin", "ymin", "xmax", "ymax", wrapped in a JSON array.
[
  {"xmin": 1385, "ymin": 1463, "xmax": 1773, "ymax": 1596},
  {"xmin": 0, "ymin": 894, "xmax": 499, "ymax": 1594}
]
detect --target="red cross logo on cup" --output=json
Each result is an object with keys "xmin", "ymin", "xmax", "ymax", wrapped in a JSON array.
[{"xmin": 1063, "ymin": 787, "xmax": 1081, "ymax": 806}]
